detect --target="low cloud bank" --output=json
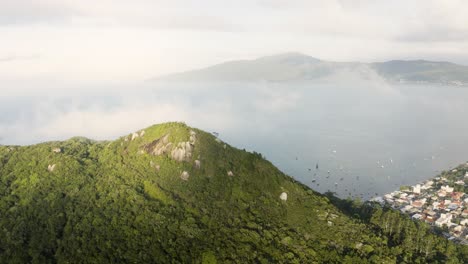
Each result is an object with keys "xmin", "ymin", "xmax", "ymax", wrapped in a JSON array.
[{"xmin": 3, "ymin": 77, "xmax": 468, "ymax": 199}]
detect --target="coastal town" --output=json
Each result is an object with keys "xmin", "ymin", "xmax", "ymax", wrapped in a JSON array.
[{"xmin": 374, "ymin": 163, "xmax": 468, "ymax": 245}]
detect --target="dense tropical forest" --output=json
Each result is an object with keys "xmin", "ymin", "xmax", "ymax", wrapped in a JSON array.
[{"xmin": 0, "ymin": 122, "xmax": 466, "ymax": 263}]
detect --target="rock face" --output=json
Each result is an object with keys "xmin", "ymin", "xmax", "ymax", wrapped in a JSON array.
[
  {"xmin": 143, "ymin": 135, "xmax": 172, "ymax": 156},
  {"xmin": 194, "ymin": 160, "xmax": 201, "ymax": 169},
  {"xmin": 280, "ymin": 192, "xmax": 288, "ymax": 201},
  {"xmin": 180, "ymin": 171, "xmax": 189, "ymax": 181},
  {"xmin": 143, "ymin": 131, "xmax": 197, "ymax": 162},
  {"xmin": 171, "ymin": 142, "xmax": 193, "ymax": 162},
  {"xmin": 170, "ymin": 130, "xmax": 197, "ymax": 162},
  {"xmin": 189, "ymin": 130, "xmax": 196, "ymax": 144},
  {"xmin": 48, "ymin": 164, "xmax": 56, "ymax": 172},
  {"xmin": 52, "ymin": 148, "xmax": 61, "ymax": 153},
  {"xmin": 227, "ymin": 171, "xmax": 234, "ymax": 177}
]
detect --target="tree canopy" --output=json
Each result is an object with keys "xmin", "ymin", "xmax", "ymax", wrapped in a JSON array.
[{"xmin": 0, "ymin": 122, "xmax": 466, "ymax": 263}]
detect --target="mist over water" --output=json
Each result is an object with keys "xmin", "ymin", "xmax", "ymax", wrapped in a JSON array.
[{"xmin": 2, "ymin": 79, "xmax": 468, "ymax": 199}]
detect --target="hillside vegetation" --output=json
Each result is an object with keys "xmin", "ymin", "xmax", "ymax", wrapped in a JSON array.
[{"xmin": 0, "ymin": 122, "xmax": 466, "ymax": 263}]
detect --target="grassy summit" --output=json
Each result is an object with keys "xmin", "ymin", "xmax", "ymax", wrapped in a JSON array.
[{"xmin": 0, "ymin": 122, "xmax": 466, "ymax": 263}]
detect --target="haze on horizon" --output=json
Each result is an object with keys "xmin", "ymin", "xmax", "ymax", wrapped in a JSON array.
[
  {"xmin": 2, "ymin": 1, "xmax": 468, "ymax": 201},
  {"xmin": 1, "ymin": 0, "xmax": 468, "ymax": 84}
]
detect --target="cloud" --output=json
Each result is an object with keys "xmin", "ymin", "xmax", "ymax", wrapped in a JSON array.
[
  {"xmin": 397, "ymin": 27, "xmax": 468, "ymax": 42},
  {"xmin": 0, "ymin": 70, "xmax": 406, "ymax": 145},
  {"xmin": 0, "ymin": 0, "xmax": 240, "ymax": 32},
  {"xmin": 394, "ymin": 0, "xmax": 468, "ymax": 42},
  {"xmin": 0, "ymin": 0, "xmax": 82, "ymax": 25},
  {"xmin": 0, "ymin": 54, "xmax": 40, "ymax": 63},
  {"xmin": 36, "ymin": 100, "xmax": 244, "ymax": 143},
  {"xmin": 37, "ymin": 104, "xmax": 189, "ymax": 140},
  {"xmin": 0, "ymin": 82, "xmax": 250, "ymax": 144},
  {"xmin": 2, "ymin": 1, "xmax": 468, "ymax": 39},
  {"xmin": 1, "ymin": 1, "xmax": 468, "ymax": 81},
  {"xmin": 256, "ymin": 0, "xmax": 468, "ymax": 43},
  {"xmin": 254, "ymin": 86, "xmax": 301, "ymax": 112},
  {"xmin": 3, "ymin": 77, "xmax": 468, "ymax": 200}
]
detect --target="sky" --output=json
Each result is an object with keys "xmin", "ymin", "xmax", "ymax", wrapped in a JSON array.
[
  {"xmin": 1, "ymin": 0, "xmax": 468, "ymax": 82},
  {"xmin": 2, "ymin": 1, "xmax": 468, "ymax": 197}
]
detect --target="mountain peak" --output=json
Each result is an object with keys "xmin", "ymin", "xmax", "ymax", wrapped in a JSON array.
[
  {"xmin": 1, "ymin": 122, "xmax": 466, "ymax": 262},
  {"xmin": 255, "ymin": 52, "xmax": 321, "ymax": 64}
]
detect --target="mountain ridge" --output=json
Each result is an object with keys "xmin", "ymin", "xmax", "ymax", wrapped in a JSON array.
[
  {"xmin": 0, "ymin": 122, "xmax": 466, "ymax": 263},
  {"xmin": 152, "ymin": 53, "xmax": 468, "ymax": 85}
]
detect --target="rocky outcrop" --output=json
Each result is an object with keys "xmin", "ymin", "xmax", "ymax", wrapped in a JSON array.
[
  {"xmin": 143, "ymin": 130, "xmax": 197, "ymax": 163},
  {"xmin": 189, "ymin": 130, "xmax": 196, "ymax": 144},
  {"xmin": 131, "ymin": 130, "xmax": 145, "ymax": 141},
  {"xmin": 52, "ymin": 148, "xmax": 61, "ymax": 153},
  {"xmin": 143, "ymin": 135, "xmax": 172, "ymax": 156},
  {"xmin": 48, "ymin": 164, "xmax": 56, "ymax": 172},
  {"xmin": 171, "ymin": 141, "xmax": 193, "ymax": 162},
  {"xmin": 170, "ymin": 130, "xmax": 197, "ymax": 162},
  {"xmin": 227, "ymin": 171, "xmax": 234, "ymax": 177},
  {"xmin": 180, "ymin": 171, "xmax": 189, "ymax": 181},
  {"xmin": 280, "ymin": 192, "xmax": 287, "ymax": 201},
  {"xmin": 194, "ymin": 160, "xmax": 201, "ymax": 169}
]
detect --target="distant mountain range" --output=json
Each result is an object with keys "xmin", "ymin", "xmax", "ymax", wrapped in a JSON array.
[{"xmin": 154, "ymin": 52, "xmax": 468, "ymax": 85}]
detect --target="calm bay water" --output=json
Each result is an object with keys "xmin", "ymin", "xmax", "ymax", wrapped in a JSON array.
[{"xmin": 2, "ymin": 80, "xmax": 468, "ymax": 199}]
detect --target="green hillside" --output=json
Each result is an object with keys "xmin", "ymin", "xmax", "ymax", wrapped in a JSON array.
[{"xmin": 0, "ymin": 122, "xmax": 466, "ymax": 263}]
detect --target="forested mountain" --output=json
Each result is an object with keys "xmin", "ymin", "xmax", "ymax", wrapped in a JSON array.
[
  {"xmin": 0, "ymin": 122, "xmax": 466, "ymax": 263},
  {"xmin": 153, "ymin": 53, "xmax": 468, "ymax": 85}
]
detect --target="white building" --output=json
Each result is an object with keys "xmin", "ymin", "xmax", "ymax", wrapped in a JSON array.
[
  {"xmin": 435, "ymin": 213, "xmax": 453, "ymax": 227},
  {"xmin": 401, "ymin": 205, "xmax": 413, "ymax": 213},
  {"xmin": 460, "ymin": 219, "xmax": 468, "ymax": 226},
  {"xmin": 441, "ymin": 185, "xmax": 454, "ymax": 193},
  {"xmin": 455, "ymin": 180, "xmax": 464, "ymax": 185},
  {"xmin": 424, "ymin": 180, "xmax": 434, "ymax": 187},
  {"xmin": 412, "ymin": 214, "xmax": 423, "ymax": 220}
]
